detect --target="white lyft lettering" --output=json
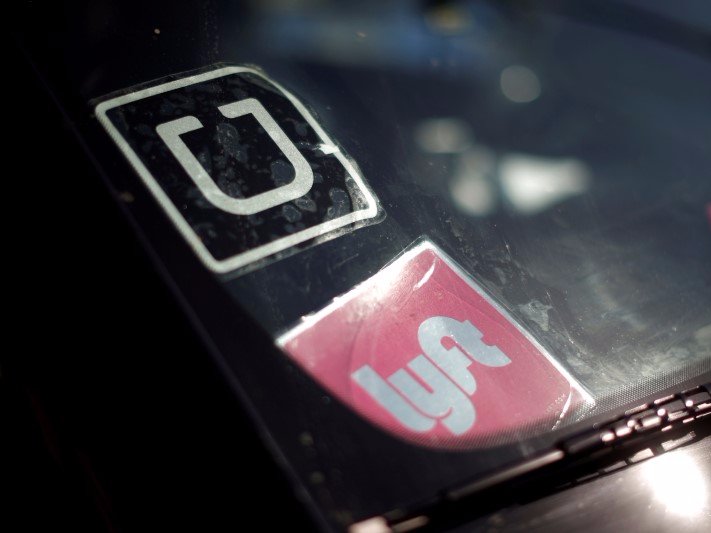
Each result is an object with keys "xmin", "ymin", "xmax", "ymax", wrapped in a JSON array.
[{"xmin": 351, "ymin": 315, "xmax": 512, "ymax": 435}]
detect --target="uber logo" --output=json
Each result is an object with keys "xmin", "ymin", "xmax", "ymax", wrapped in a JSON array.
[{"xmin": 96, "ymin": 66, "xmax": 379, "ymax": 273}]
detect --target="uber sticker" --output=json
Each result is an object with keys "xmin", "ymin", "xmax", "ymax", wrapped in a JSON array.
[
  {"xmin": 95, "ymin": 66, "xmax": 380, "ymax": 273},
  {"xmin": 278, "ymin": 241, "xmax": 592, "ymax": 449}
]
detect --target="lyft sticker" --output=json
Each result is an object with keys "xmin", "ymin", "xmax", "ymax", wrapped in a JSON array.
[{"xmin": 278, "ymin": 241, "xmax": 591, "ymax": 449}]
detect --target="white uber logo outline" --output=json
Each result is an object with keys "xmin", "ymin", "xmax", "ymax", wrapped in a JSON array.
[
  {"xmin": 156, "ymin": 98, "xmax": 314, "ymax": 216},
  {"xmin": 95, "ymin": 66, "xmax": 379, "ymax": 274}
]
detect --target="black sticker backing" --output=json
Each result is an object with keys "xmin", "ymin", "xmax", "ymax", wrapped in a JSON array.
[{"xmin": 96, "ymin": 66, "xmax": 380, "ymax": 273}]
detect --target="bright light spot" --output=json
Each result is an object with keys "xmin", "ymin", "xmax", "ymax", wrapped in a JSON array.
[
  {"xmin": 499, "ymin": 154, "xmax": 590, "ymax": 215},
  {"xmin": 317, "ymin": 143, "xmax": 339, "ymax": 155},
  {"xmin": 348, "ymin": 516, "xmax": 389, "ymax": 533},
  {"xmin": 414, "ymin": 263, "xmax": 436, "ymax": 290},
  {"xmin": 449, "ymin": 148, "xmax": 496, "ymax": 216},
  {"xmin": 500, "ymin": 65, "xmax": 541, "ymax": 103},
  {"xmin": 414, "ymin": 118, "xmax": 472, "ymax": 154},
  {"xmin": 643, "ymin": 453, "xmax": 707, "ymax": 517}
]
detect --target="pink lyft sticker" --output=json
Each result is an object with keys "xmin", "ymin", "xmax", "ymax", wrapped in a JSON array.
[{"xmin": 278, "ymin": 241, "xmax": 590, "ymax": 449}]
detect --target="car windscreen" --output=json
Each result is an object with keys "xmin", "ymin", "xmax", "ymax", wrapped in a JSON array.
[{"xmin": 18, "ymin": 0, "xmax": 711, "ymax": 529}]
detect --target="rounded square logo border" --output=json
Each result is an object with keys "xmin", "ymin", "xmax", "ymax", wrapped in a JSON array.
[{"xmin": 95, "ymin": 65, "xmax": 380, "ymax": 274}]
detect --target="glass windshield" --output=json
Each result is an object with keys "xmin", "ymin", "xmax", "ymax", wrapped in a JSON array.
[
  {"xmin": 19, "ymin": 0, "xmax": 711, "ymax": 527},
  {"xmin": 224, "ymin": 0, "xmax": 711, "ymax": 402}
]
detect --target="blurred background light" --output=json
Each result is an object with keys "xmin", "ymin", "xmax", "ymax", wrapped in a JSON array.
[
  {"xmin": 499, "ymin": 154, "xmax": 590, "ymax": 215},
  {"xmin": 414, "ymin": 118, "xmax": 473, "ymax": 153},
  {"xmin": 449, "ymin": 148, "xmax": 496, "ymax": 216},
  {"xmin": 500, "ymin": 65, "xmax": 541, "ymax": 103},
  {"xmin": 424, "ymin": 3, "xmax": 472, "ymax": 34}
]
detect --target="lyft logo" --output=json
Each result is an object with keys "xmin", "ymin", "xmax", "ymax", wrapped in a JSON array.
[
  {"xmin": 279, "ymin": 241, "xmax": 589, "ymax": 449},
  {"xmin": 352, "ymin": 316, "xmax": 511, "ymax": 435}
]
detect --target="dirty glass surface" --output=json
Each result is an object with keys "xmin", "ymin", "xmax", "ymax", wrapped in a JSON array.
[
  {"xmin": 19, "ymin": 0, "xmax": 711, "ymax": 528},
  {"xmin": 221, "ymin": 0, "xmax": 711, "ymax": 401}
]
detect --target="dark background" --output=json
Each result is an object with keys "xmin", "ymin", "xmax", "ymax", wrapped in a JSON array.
[{"xmin": 3, "ymin": 47, "xmax": 313, "ymax": 531}]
